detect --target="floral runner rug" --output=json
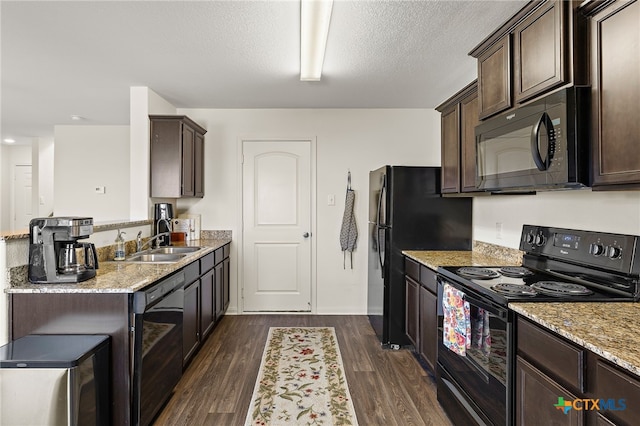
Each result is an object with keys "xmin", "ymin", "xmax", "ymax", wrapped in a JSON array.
[{"xmin": 245, "ymin": 327, "xmax": 359, "ymax": 426}]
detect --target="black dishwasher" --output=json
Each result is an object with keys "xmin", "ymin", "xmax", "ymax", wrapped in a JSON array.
[{"xmin": 131, "ymin": 270, "xmax": 184, "ymax": 426}]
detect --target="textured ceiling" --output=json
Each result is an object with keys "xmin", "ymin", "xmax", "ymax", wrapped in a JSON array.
[{"xmin": 1, "ymin": 0, "xmax": 528, "ymax": 144}]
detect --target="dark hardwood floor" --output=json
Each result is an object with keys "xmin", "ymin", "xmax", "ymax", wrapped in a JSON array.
[{"xmin": 154, "ymin": 315, "xmax": 452, "ymax": 426}]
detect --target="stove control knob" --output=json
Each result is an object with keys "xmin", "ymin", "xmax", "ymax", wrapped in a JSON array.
[
  {"xmin": 590, "ymin": 243, "xmax": 605, "ymax": 256},
  {"xmin": 535, "ymin": 234, "xmax": 546, "ymax": 246},
  {"xmin": 526, "ymin": 233, "xmax": 535, "ymax": 244},
  {"xmin": 608, "ymin": 246, "xmax": 622, "ymax": 259}
]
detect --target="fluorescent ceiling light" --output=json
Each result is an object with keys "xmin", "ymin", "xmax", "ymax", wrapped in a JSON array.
[
  {"xmin": 3, "ymin": 138, "xmax": 15, "ymax": 144},
  {"xmin": 300, "ymin": 0, "xmax": 333, "ymax": 81}
]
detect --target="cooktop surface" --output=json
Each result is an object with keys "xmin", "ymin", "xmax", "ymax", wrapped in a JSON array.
[{"xmin": 438, "ymin": 266, "xmax": 635, "ymax": 305}]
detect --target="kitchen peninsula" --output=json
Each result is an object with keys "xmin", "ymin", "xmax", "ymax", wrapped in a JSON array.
[{"xmin": 4, "ymin": 221, "xmax": 231, "ymax": 426}]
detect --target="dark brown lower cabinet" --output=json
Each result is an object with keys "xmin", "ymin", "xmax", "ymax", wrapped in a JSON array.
[
  {"xmin": 517, "ymin": 316, "xmax": 640, "ymax": 426},
  {"xmin": 587, "ymin": 351, "xmax": 640, "ymax": 426},
  {"xmin": 404, "ymin": 257, "xmax": 438, "ymax": 373},
  {"xmin": 516, "ymin": 356, "xmax": 583, "ymax": 425},
  {"xmin": 214, "ymin": 243, "xmax": 231, "ymax": 321},
  {"xmin": 183, "ymin": 280, "xmax": 200, "ymax": 364},
  {"xmin": 183, "ymin": 246, "xmax": 231, "ymax": 366},
  {"xmin": 215, "ymin": 261, "xmax": 224, "ymax": 321},
  {"xmin": 200, "ymin": 269, "xmax": 215, "ymax": 338},
  {"xmin": 223, "ymin": 257, "xmax": 230, "ymax": 312},
  {"xmin": 405, "ymin": 276, "xmax": 419, "ymax": 347},
  {"xmin": 418, "ymin": 284, "xmax": 437, "ymax": 372}
]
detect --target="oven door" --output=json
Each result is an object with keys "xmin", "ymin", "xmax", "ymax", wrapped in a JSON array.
[{"xmin": 437, "ymin": 276, "xmax": 513, "ymax": 425}]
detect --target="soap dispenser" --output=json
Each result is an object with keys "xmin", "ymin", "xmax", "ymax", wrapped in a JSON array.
[{"xmin": 114, "ymin": 230, "xmax": 126, "ymax": 261}]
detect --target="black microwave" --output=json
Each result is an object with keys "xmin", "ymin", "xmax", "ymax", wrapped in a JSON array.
[{"xmin": 475, "ymin": 87, "xmax": 590, "ymax": 192}]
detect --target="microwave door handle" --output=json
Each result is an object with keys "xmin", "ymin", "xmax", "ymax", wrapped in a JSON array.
[{"xmin": 531, "ymin": 113, "xmax": 554, "ymax": 171}]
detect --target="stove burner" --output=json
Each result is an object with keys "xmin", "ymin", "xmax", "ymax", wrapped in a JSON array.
[
  {"xmin": 499, "ymin": 266, "xmax": 534, "ymax": 278},
  {"xmin": 456, "ymin": 267, "xmax": 500, "ymax": 280},
  {"xmin": 491, "ymin": 283, "xmax": 538, "ymax": 296},
  {"xmin": 530, "ymin": 281, "xmax": 593, "ymax": 297}
]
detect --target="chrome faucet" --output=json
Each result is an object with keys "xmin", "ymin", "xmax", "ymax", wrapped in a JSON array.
[{"xmin": 136, "ymin": 230, "xmax": 171, "ymax": 252}]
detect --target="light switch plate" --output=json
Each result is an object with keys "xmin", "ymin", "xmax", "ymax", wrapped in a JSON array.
[{"xmin": 95, "ymin": 186, "xmax": 106, "ymax": 194}]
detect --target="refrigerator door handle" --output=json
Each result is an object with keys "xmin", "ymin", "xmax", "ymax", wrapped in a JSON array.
[
  {"xmin": 377, "ymin": 226, "xmax": 385, "ymax": 279},
  {"xmin": 376, "ymin": 174, "xmax": 386, "ymax": 227}
]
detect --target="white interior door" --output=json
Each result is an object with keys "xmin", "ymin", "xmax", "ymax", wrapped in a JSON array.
[
  {"xmin": 242, "ymin": 140, "xmax": 312, "ymax": 312},
  {"xmin": 13, "ymin": 165, "xmax": 33, "ymax": 230}
]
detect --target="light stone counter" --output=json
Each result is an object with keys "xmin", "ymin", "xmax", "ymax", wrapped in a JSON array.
[
  {"xmin": 510, "ymin": 302, "xmax": 640, "ymax": 377},
  {"xmin": 6, "ymin": 238, "xmax": 231, "ymax": 294},
  {"xmin": 402, "ymin": 250, "xmax": 520, "ymax": 271}
]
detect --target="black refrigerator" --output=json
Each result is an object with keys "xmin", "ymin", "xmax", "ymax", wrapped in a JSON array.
[{"xmin": 367, "ymin": 166, "xmax": 472, "ymax": 347}]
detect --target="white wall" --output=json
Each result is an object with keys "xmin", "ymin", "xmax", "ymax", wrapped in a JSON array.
[
  {"xmin": 53, "ymin": 125, "xmax": 130, "ymax": 221},
  {"xmin": 174, "ymin": 108, "xmax": 441, "ymax": 314},
  {"xmin": 129, "ymin": 87, "xmax": 178, "ymax": 220},
  {"xmin": 474, "ymin": 189, "xmax": 640, "ymax": 249},
  {"xmin": 35, "ymin": 137, "xmax": 55, "ymax": 217}
]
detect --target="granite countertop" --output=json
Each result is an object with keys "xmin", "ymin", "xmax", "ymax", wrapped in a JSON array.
[
  {"xmin": 7, "ymin": 238, "xmax": 231, "ymax": 294},
  {"xmin": 403, "ymin": 250, "xmax": 521, "ymax": 270},
  {"xmin": 511, "ymin": 302, "xmax": 640, "ymax": 377}
]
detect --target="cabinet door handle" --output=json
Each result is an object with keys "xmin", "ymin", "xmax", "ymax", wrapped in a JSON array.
[{"xmin": 303, "ymin": 232, "xmax": 310, "ymax": 238}]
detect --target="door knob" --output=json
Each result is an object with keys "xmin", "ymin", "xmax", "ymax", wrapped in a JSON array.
[{"xmin": 303, "ymin": 232, "xmax": 310, "ymax": 238}]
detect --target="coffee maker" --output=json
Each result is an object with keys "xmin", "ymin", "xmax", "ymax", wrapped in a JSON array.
[
  {"xmin": 28, "ymin": 217, "xmax": 99, "ymax": 284},
  {"xmin": 154, "ymin": 203, "xmax": 173, "ymax": 246}
]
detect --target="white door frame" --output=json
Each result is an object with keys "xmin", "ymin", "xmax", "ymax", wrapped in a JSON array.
[
  {"xmin": 236, "ymin": 137, "xmax": 317, "ymax": 314},
  {"xmin": 11, "ymin": 164, "xmax": 33, "ymax": 231}
]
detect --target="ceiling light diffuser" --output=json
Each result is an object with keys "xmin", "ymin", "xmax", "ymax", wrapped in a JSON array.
[
  {"xmin": 300, "ymin": 0, "xmax": 333, "ymax": 81},
  {"xmin": 3, "ymin": 138, "xmax": 16, "ymax": 144}
]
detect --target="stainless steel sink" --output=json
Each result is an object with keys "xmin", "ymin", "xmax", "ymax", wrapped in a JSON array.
[
  {"xmin": 149, "ymin": 246, "xmax": 203, "ymax": 254},
  {"xmin": 124, "ymin": 253, "xmax": 186, "ymax": 263}
]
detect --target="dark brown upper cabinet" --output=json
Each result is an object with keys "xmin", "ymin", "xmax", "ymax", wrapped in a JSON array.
[
  {"xmin": 583, "ymin": 0, "xmax": 640, "ymax": 189},
  {"xmin": 513, "ymin": 0, "xmax": 565, "ymax": 103},
  {"xmin": 477, "ymin": 37, "xmax": 511, "ymax": 119},
  {"xmin": 436, "ymin": 81, "xmax": 480, "ymax": 194},
  {"xmin": 471, "ymin": 0, "xmax": 587, "ymax": 120},
  {"xmin": 439, "ymin": 103, "xmax": 460, "ymax": 193},
  {"xmin": 150, "ymin": 115, "xmax": 207, "ymax": 198}
]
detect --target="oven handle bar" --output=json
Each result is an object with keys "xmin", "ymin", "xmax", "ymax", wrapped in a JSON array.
[
  {"xmin": 464, "ymin": 293, "xmax": 508, "ymax": 320},
  {"xmin": 438, "ymin": 276, "xmax": 508, "ymax": 320}
]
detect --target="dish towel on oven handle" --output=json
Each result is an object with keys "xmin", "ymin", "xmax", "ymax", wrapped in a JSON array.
[
  {"xmin": 442, "ymin": 283, "xmax": 471, "ymax": 356},
  {"xmin": 340, "ymin": 172, "xmax": 358, "ymax": 269}
]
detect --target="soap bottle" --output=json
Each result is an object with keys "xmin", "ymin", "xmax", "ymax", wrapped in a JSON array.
[{"xmin": 114, "ymin": 230, "xmax": 126, "ymax": 261}]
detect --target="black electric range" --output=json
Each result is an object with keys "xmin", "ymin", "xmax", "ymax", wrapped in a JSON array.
[
  {"xmin": 435, "ymin": 225, "xmax": 640, "ymax": 426},
  {"xmin": 438, "ymin": 225, "xmax": 640, "ymax": 306}
]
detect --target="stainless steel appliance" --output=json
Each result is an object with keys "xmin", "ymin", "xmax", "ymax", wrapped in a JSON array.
[
  {"xmin": 475, "ymin": 87, "xmax": 590, "ymax": 193},
  {"xmin": 436, "ymin": 225, "xmax": 639, "ymax": 425},
  {"xmin": 0, "ymin": 334, "xmax": 110, "ymax": 426},
  {"xmin": 154, "ymin": 203, "xmax": 173, "ymax": 246},
  {"xmin": 28, "ymin": 217, "xmax": 99, "ymax": 284},
  {"xmin": 131, "ymin": 271, "xmax": 184, "ymax": 426},
  {"xmin": 368, "ymin": 166, "xmax": 473, "ymax": 348}
]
